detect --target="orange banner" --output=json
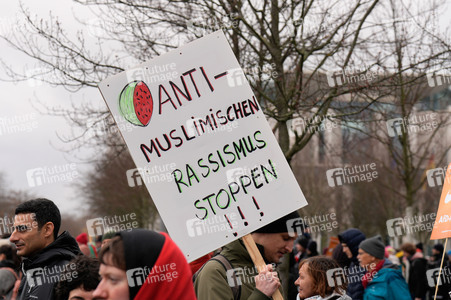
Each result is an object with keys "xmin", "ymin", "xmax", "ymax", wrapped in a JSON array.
[{"xmin": 430, "ymin": 163, "xmax": 451, "ymax": 240}]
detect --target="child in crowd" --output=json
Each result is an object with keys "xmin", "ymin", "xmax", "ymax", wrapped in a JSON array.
[{"xmin": 295, "ymin": 256, "xmax": 351, "ymax": 300}]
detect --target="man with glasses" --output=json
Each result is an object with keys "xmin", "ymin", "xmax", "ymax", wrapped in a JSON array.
[{"xmin": 9, "ymin": 198, "xmax": 80, "ymax": 300}]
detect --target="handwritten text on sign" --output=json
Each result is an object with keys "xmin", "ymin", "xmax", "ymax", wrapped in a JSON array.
[{"xmin": 99, "ymin": 31, "xmax": 307, "ymax": 261}]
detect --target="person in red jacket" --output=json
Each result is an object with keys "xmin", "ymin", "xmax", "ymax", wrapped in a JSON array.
[{"xmin": 92, "ymin": 229, "xmax": 196, "ymax": 300}]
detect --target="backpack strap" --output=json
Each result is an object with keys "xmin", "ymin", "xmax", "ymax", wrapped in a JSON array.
[
  {"xmin": 211, "ymin": 254, "xmax": 241, "ymax": 300},
  {"xmin": 193, "ymin": 254, "xmax": 241, "ymax": 300}
]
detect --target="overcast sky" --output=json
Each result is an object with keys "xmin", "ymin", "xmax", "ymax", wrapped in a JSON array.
[
  {"xmin": 0, "ymin": 0, "xmax": 450, "ymax": 217},
  {"xmin": 0, "ymin": 0, "xmax": 99, "ymax": 215}
]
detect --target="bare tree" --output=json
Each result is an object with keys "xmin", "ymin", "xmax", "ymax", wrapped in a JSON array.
[
  {"xmin": 1, "ymin": 0, "xmax": 387, "ymax": 160},
  {"xmin": 77, "ymin": 148, "xmax": 159, "ymax": 229}
]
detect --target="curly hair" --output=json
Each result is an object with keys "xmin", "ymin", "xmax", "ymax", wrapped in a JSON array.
[
  {"xmin": 298, "ymin": 256, "xmax": 348, "ymax": 298},
  {"xmin": 55, "ymin": 255, "xmax": 100, "ymax": 300}
]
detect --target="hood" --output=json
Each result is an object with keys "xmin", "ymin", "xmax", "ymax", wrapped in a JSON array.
[
  {"xmin": 22, "ymin": 231, "xmax": 81, "ymax": 270},
  {"xmin": 372, "ymin": 262, "xmax": 404, "ymax": 283},
  {"xmin": 117, "ymin": 229, "xmax": 196, "ymax": 300},
  {"xmin": 338, "ymin": 228, "xmax": 365, "ymax": 259},
  {"xmin": 380, "ymin": 259, "xmax": 400, "ymax": 270}
]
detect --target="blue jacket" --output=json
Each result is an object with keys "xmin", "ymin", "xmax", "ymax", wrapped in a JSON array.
[{"xmin": 363, "ymin": 260, "xmax": 411, "ymax": 300}]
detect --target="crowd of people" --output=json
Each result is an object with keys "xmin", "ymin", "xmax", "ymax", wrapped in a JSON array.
[{"xmin": 0, "ymin": 198, "xmax": 450, "ymax": 300}]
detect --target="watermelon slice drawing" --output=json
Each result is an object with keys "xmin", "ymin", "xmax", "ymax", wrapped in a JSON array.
[{"xmin": 118, "ymin": 81, "xmax": 153, "ymax": 126}]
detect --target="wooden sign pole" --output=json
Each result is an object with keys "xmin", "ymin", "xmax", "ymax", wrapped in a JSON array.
[
  {"xmin": 242, "ymin": 234, "xmax": 283, "ymax": 300},
  {"xmin": 433, "ymin": 238, "xmax": 448, "ymax": 300}
]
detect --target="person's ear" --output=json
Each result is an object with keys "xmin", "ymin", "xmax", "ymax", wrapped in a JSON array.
[{"xmin": 41, "ymin": 222, "xmax": 55, "ymax": 239}]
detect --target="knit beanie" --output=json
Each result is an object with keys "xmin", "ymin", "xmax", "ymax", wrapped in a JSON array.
[
  {"xmin": 254, "ymin": 211, "xmax": 300, "ymax": 234},
  {"xmin": 359, "ymin": 235, "xmax": 385, "ymax": 259},
  {"xmin": 76, "ymin": 232, "xmax": 88, "ymax": 245}
]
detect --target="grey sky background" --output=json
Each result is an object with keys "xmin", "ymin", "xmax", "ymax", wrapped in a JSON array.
[
  {"xmin": 0, "ymin": 0, "xmax": 99, "ymax": 215},
  {"xmin": 0, "ymin": 0, "xmax": 450, "ymax": 216}
]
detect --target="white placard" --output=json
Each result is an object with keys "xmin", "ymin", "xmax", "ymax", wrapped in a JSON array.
[{"xmin": 98, "ymin": 31, "xmax": 308, "ymax": 262}]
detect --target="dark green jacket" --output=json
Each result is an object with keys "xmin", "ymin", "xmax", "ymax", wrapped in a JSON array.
[{"xmin": 194, "ymin": 239, "xmax": 279, "ymax": 300}]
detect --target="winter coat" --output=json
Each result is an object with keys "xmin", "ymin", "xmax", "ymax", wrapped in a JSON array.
[
  {"xmin": 363, "ymin": 260, "xmax": 411, "ymax": 300},
  {"xmin": 17, "ymin": 231, "xmax": 80, "ymax": 300},
  {"xmin": 426, "ymin": 256, "xmax": 451, "ymax": 300},
  {"xmin": 300, "ymin": 292, "xmax": 352, "ymax": 300},
  {"xmin": 194, "ymin": 239, "xmax": 280, "ymax": 300},
  {"xmin": 337, "ymin": 229, "xmax": 366, "ymax": 300},
  {"xmin": 407, "ymin": 252, "xmax": 428, "ymax": 298}
]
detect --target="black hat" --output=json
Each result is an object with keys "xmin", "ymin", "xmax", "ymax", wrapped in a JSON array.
[
  {"xmin": 297, "ymin": 235, "xmax": 309, "ymax": 248},
  {"xmin": 434, "ymin": 244, "xmax": 444, "ymax": 253},
  {"xmin": 359, "ymin": 235, "xmax": 385, "ymax": 259},
  {"xmin": 254, "ymin": 211, "xmax": 300, "ymax": 234}
]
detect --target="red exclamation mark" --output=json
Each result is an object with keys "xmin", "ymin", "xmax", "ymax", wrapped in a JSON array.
[
  {"xmin": 225, "ymin": 214, "xmax": 238, "ymax": 237},
  {"xmin": 225, "ymin": 214, "xmax": 233, "ymax": 230},
  {"xmin": 237, "ymin": 206, "xmax": 248, "ymax": 227},
  {"xmin": 253, "ymin": 196, "xmax": 264, "ymax": 217}
]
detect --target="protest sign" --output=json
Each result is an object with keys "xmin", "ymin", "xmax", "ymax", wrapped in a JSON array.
[
  {"xmin": 98, "ymin": 31, "xmax": 308, "ymax": 261},
  {"xmin": 431, "ymin": 163, "xmax": 451, "ymax": 240}
]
